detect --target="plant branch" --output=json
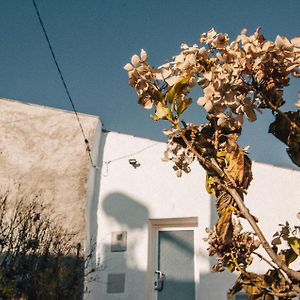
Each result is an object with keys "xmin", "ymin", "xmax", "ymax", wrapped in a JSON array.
[
  {"xmin": 227, "ymin": 187, "xmax": 300, "ymax": 282},
  {"xmin": 178, "ymin": 125, "xmax": 300, "ymax": 282},
  {"xmin": 230, "ymin": 253, "xmax": 249, "ymax": 276},
  {"xmin": 252, "ymin": 251, "xmax": 277, "ymax": 270},
  {"xmin": 253, "ymin": 251, "xmax": 292, "ymax": 284},
  {"xmin": 177, "ymin": 127, "xmax": 224, "ymax": 178}
]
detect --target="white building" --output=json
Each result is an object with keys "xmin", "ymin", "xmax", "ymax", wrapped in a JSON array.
[
  {"xmin": 86, "ymin": 121, "xmax": 300, "ymax": 300},
  {"xmin": 0, "ymin": 98, "xmax": 299, "ymax": 300}
]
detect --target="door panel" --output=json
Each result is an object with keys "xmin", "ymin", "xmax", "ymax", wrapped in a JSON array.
[{"xmin": 157, "ymin": 230, "xmax": 195, "ymax": 300}]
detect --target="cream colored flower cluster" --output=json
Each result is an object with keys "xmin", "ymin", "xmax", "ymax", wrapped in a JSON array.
[{"xmin": 125, "ymin": 28, "xmax": 300, "ymax": 130}]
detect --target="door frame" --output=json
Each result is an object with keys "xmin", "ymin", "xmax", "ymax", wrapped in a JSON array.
[{"xmin": 147, "ymin": 217, "xmax": 199, "ymax": 300}]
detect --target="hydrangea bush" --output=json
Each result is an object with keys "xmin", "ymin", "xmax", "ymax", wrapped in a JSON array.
[{"xmin": 125, "ymin": 29, "xmax": 300, "ymax": 299}]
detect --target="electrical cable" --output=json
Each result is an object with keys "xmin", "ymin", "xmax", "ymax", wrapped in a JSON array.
[
  {"xmin": 102, "ymin": 142, "xmax": 161, "ymax": 176},
  {"xmin": 31, "ymin": 0, "xmax": 96, "ymax": 168}
]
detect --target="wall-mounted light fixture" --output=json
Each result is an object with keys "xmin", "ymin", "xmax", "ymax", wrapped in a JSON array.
[{"xmin": 128, "ymin": 158, "xmax": 140, "ymax": 168}]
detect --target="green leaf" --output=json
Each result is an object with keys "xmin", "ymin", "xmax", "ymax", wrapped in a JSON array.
[
  {"xmin": 150, "ymin": 114, "xmax": 160, "ymax": 121},
  {"xmin": 205, "ymin": 174, "xmax": 216, "ymax": 195},
  {"xmin": 165, "ymin": 77, "xmax": 190, "ymax": 104},
  {"xmin": 227, "ymin": 261, "xmax": 235, "ymax": 272},
  {"xmin": 177, "ymin": 98, "xmax": 192, "ymax": 115},
  {"xmin": 216, "ymin": 151, "xmax": 226, "ymax": 157},
  {"xmin": 287, "ymin": 237, "xmax": 300, "ymax": 256},
  {"xmin": 165, "ymin": 86, "xmax": 176, "ymax": 104}
]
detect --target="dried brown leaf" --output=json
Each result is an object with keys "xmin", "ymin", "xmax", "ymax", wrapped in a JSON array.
[
  {"xmin": 225, "ymin": 148, "xmax": 244, "ymax": 186},
  {"xmin": 215, "ymin": 209, "xmax": 233, "ymax": 245}
]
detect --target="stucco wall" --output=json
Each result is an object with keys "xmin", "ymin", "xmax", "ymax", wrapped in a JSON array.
[
  {"xmin": 0, "ymin": 98, "xmax": 100, "ymax": 244},
  {"xmin": 87, "ymin": 131, "xmax": 300, "ymax": 300}
]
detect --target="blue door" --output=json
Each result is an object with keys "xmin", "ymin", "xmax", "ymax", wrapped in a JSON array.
[{"xmin": 155, "ymin": 229, "xmax": 195, "ymax": 300}]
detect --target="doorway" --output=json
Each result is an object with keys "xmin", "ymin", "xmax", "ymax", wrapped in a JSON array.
[{"xmin": 148, "ymin": 218, "xmax": 198, "ymax": 300}]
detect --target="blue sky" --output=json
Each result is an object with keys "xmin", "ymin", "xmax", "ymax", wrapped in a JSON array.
[{"xmin": 0, "ymin": 0, "xmax": 300, "ymax": 169}]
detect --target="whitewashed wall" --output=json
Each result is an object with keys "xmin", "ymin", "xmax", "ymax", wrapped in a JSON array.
[{"xmin": 86, "ymin": 130, "xmax": 300, "ymax": 300}]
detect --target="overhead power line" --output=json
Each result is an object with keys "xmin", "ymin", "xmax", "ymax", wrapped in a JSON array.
[{"xmin": 31, "ymin": 0, "xmax": 96, "ymax": 168}]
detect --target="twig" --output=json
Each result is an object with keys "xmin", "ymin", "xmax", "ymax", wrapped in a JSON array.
[
  {"xmin": 253, "ymin": 251, "xmax": 277, "ymax": 270},
  {"xmin": 253, "ymin": 251, "xmax": 291, "ymax": 284},
  {"xmin": 230, "ymin": 253, "xmax": 249, "ymax": 276}
]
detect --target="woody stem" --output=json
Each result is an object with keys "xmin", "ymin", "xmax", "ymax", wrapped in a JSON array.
[{"xmin": 178, "ymin": 127, "xmax": 300, "ymax": 282}]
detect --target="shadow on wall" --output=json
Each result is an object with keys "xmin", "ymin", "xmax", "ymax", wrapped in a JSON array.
[
  {"xmin": 0, "ymin": 191, "xmax": 85, "ymax": 300},
  {"xmin": 85, "ymin": 192, "xmax": 149, "ymax": 299},
  {"xmin": 103, "ymin": 192, "xmax": 194, "ymax": 256},
  {"xmin": 102, "ymin": 192, "xmax": 149, "ymax": 229},
  {"xmin": 86, "ymin": 191, "xmax": 239, "ymax": 300},
  {"xmin": 101, "ymin": 193, "xmax": 149, "ymax": 297}
]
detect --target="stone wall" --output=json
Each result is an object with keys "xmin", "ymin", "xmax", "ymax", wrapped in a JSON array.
[{"xmin": 0, "ymin": 98, "xmax": 100, "ymax": 244}]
